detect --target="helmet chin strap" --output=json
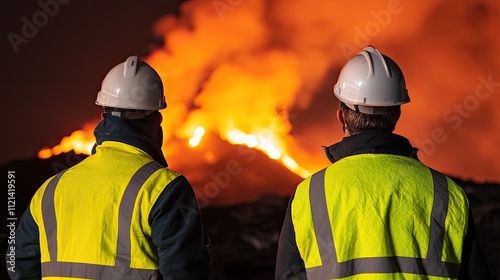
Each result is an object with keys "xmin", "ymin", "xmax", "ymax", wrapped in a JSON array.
[
  {"xmin": 110, "ymin": 111, "xmax": 122, "ymax": 118},
  {"xmin": 108, "ymin": 109, "xmax": 157, "ymax": 120}
]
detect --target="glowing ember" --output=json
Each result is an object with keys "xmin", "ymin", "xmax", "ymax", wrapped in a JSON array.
[
  {"xmin": 204, "ymin": 151, "xmax": 215, "ymax": 163},
  {"xmin": 226, "ymin": 129, "xmax": 258, "ymax": 148},
  {"xmin": 189, "ymin": 126, "xmax": 206, "ymax": 147},
  {"xmin": 223, "ymin": 128, "xmax": 311, "ymax": 178}
]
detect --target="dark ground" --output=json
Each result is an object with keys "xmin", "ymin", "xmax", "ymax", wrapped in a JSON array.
[{"xmin": 1, "ymin": 152, "xmax": 499, "ymax": 279}]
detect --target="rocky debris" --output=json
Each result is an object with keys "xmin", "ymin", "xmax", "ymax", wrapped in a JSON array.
[{"xmin": 0, "ymin": 153, "xmax": 498, "ymax": 279}]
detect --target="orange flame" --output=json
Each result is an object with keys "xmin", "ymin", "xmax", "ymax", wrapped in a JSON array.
[
  {"xmin": 39, "ymin": 0, "xmax": 500, "ymax": 188},
  {"xmin": 38, "ymin": 122, "xmax": 97, "ymax": 159}
]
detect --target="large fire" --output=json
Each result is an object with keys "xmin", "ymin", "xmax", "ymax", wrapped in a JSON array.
[
  {"xmin": 39, "ymin": 0, "xmax": 500, "ymax": 204},
  {"xmin": 38, "ymin": 122, "xmax": 97, "ymax": 159}
]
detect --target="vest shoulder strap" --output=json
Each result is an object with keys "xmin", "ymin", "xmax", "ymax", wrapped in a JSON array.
[{"xmin": 305, "ymin": 167, "xmax": 461, "ymax": 278}]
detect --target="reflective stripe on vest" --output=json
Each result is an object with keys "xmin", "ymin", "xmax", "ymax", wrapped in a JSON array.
[
  {"xmin": 306, "ymin": 168, "xmax": 461, "ymax": 279},
  {"xmin": 40, "ymin": 161, "xmax": 163, "ymax": 279}
]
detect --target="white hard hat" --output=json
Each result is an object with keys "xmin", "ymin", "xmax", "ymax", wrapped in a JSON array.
[
  {"xmin": 96, "ymin": 56, "xmax": 167, "ymax": 110},
  {"xmin": 333, "ymin": 46, "xmax": 409, "ymax": 115}
]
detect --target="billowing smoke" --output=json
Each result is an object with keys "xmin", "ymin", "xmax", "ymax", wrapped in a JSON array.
[
  {"xmin": 40, "ymin": 0, "xmax": 500, "ymax": 205},
  {"xmin": 147, "ymin": 0, "xmax": 499, "ymax": 182}
]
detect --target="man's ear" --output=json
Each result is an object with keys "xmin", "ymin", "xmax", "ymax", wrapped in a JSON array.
[
  {"xmin": 336, "ymin": 108, "xmax": 345, "ymax": 126},
  {"xmin": 337, "ymin": 108, "xmax": 349, "ymax": 135}
]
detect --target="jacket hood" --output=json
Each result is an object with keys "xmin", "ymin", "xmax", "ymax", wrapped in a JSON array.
[
  {"xmin": 92, "ymin": 112, "xmax": 168, "ymax": 166},
  {"xmin": 323, "ymin": 130, "xmax": 419, "ymax": 164}
]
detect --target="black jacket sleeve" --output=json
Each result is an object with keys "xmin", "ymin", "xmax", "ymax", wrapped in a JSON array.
[
  {"xmin": 149, "ymin": 175, "xmax": 211, "ymax": 280},
  {"xmin": 275, "ymin": 193, "xmax": 307, "ymax": 280},
  {"xmin": 6, "ymin": 207, "xmax": 41, "ymax": 280},
  {"xmin": 458, "ymin": 211, "xmax": 493, "ymax": 280}
]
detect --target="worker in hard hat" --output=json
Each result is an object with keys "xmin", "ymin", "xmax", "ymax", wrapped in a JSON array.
[
  {"xmin": 9, "ymin": 56, "xmax": 211, "ymax": 279},
  {"xmin": 275, "ymin": 46, "xmax": 492, "ymax": 279}
]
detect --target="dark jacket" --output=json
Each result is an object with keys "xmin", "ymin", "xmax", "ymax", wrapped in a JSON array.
[
  {"xmin": 275, "ymin": 130, "xmax": 492, "ymax": 280},
  {"xmin": 7, "ymin": 113, "xmax": 211, "ymax": 280}
]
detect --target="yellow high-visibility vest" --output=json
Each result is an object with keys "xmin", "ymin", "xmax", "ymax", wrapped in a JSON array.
[
  {"xmin": 292, "ymin": 154, "xmax": 469, "ymax": 279},
  {"xmin": 30, "ymin": 141, "xmax": 181, "ymax": 279}
]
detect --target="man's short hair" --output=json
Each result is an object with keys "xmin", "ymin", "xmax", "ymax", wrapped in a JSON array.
[{"xmin": 340, "ymin": 102, "xmax": 401, "ymax": 135}]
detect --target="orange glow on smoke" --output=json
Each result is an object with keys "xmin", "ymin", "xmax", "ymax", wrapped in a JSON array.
[{"xmin": 39, "ymin": 0, "xmax": 500, "ymax": 194}]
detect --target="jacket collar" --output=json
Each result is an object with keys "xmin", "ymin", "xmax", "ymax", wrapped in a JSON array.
[
  {"xmin": 323, "ymin": 130, "xmax": 419, "ymax": 164},
  {"xmin": 92, "ymin": 113, "xmax": 168, "ymax": 167}
]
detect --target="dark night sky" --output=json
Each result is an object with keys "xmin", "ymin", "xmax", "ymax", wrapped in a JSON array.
[{"xmin": 1, "ymin": 0, "xmax": 184, "ymax": 164}]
